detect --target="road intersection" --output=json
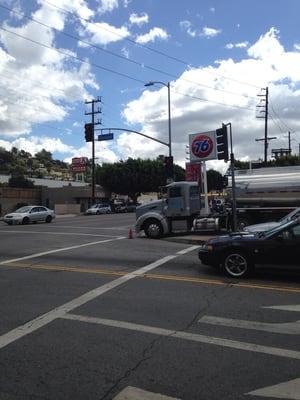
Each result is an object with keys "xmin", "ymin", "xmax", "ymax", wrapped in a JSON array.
[{"xmin": 0, "ymin": 214, "xmax": 299, "ymax": 399}]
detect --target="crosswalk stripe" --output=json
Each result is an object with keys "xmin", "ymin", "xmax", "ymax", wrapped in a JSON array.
[
  {"xmin": 113, "ymin": 386, "xmax": 180, "ymax": 399},
  {"xmin": 247, "ymin": 378, "xmax": 300, "ymax": 399}
]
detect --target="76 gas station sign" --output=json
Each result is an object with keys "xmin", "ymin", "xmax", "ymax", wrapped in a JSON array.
[{"xmin": 189, "ymin": 131, "xmax": 217, "ymax": 162}]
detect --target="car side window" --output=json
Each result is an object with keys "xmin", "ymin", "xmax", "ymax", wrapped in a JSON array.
[
  {"xmin": 31, "ymin": 207, "xmax": 39, "ymax": 213},
  {"xmin": 291, "ymin": 225, "xmax": 300, "ymax": 238}
]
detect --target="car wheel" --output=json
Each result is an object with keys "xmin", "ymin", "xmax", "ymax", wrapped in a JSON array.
[
  {"xmin": 45, "ymin": 215, "xmax": 52, "ymax": 223},
  {"xmin": 22, "ymin": 217, "xmax": 30, "ymax": 225},
  {"xmin": 96, "ymin": 211, "xmax": 100, "ymax": 215},
  {"xmin": 6, "ymin": 221, "xmax": 13, "ymax": 226},
  {"xmin": 144, "ymin": 219, "xmax": 163, "ymax": 239},
  {"xmin": 222, "ymin": 250, "xmax": 252, "ymax": 278}
]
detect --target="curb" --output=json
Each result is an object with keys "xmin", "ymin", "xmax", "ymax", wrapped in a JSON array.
[{"xmin": 163, "ymin": 235, "xmax": 213, "ymax": 245}]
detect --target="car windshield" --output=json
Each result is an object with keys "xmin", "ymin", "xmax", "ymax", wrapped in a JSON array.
[
  {"xmin": 263, "ymin": 219, "xmax": 296, "ymax": 238},
  {"xmin": 279, "ymin": 207, "xmax": 300, "ymax": 223},
  {"xmin": 15, "ymin": 206, "xmax": 31, "ymax": 213}
]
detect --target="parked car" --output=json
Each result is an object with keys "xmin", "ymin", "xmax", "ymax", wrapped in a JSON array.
[
  {"xmin": 243, "ymin": 207, "xmax": 300, "ymax": 233},
  {"xmin": 3, "ymin": 206, "xmax": 55, "ymax": 225},
  {"xmin": 198, "ymin": 218, "xmax": 300, "ymax": 278},
  {"xmin": 115, "ymin": 203, "xmax": 137, "ymax": 213},
  {"xmin": 85, "ymin": 204, "xmax": 111, "ymax": 215}
]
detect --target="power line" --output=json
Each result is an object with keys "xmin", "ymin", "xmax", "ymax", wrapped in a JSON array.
[
  {"xmin": 0, "ymin": 26, "xmax": 257, "ymax": 112},
  {"xmin": 269, "ymin": 100, "xmax": 295, "ymax": 133},
  {"xmin": 0, "ymin": 3, "xmax": 258, "ymax": 101},
  {"xmin": 40, "ymin": 0, "xmax": 262, "ymax": 90}
]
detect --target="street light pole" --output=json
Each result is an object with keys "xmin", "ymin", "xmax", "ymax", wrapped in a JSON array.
[
  {"xmin": 167, "ymin": 82, "xmax": 172, "ymax": 158},
  {"xmin": 145, "ymin": 80, "xmax": 172, "ymax": 159}
]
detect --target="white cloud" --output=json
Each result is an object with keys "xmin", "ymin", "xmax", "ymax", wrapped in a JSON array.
[
  {"xmin": 121, "ymin": 28, "xmax": 300, "ymax": 169},
  {"xmin": 225, "ymin": 41, "xmax": 249, "ymax": 49},
  {"xmin": 121, "ymin": 46, "xmax": 130, "ymax": 58},
  {"xmin": 136, "ymin": 27, "xmax": 169, "ymax": 44},
  {"xmin": 79, "ymin": 21, "xmax": 130, "ymax": 45},
  {"xmin": 0, "ymin": 2, "xmax": 98, "ymax": 139},
  {"xmin": 180, "ymin": 21, "xmax": 221, "ymax": 39},
  {"xmin": 123, "ymin": 0, "xmax": 132, "ymax": 7},
  {"xmin": 248, "ymin": 28, "xmax": 283, "ymax": 60},
  {"xmin": 97, "ymin": 0, "xmax": 119, "ymax": 14},
  {"xmin": 294, "ymin": 43, "xmax": 300, "ymax": 51},
  {"xmin": 210, "ymin": 7, "xmax": 215, "ymax": 13},
  {"xmin": 180, "ymin": 20, "xmax": 197, "ymax": 37},
  {"xmin": 201, "ymin": 26, "xmax": 221, "ymax": 38},
  {"xmin": 129, "ymin": 13, "xmax": 149, "ymax": 26}
]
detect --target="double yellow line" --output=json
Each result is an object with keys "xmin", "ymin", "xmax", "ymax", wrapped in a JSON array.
[{"xmin": 2, "ymin": 261, "xmax": 300, "ymax": 293}]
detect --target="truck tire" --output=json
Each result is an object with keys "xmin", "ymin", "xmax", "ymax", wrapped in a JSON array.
[
  {"xmin": 144, "ymin": 219, "xmax": 163, "ymax": 239},
  {"xmin": 237, "ymin": 217, "xmax": 251, "ymax": 231},
  {"xmin": 221, "ymin": 250, "xmax": 253, "ymax": 278}
]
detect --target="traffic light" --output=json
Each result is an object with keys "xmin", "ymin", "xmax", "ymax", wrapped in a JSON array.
[
  {"xmin": 216, "ymin": 125, "xmax": 229, "ymax": 161},
  {"xmin": 164, "ymin": 156, "xmax": 174, "ymax": 179},
  {"xmin": 84, "ymin": 123, "xmax": 94, "ymax": 142}
]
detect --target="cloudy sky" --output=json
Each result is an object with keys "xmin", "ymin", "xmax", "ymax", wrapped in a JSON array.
[{"xmin": 0, "ymin": 0, "xmax": 300, "ymax": 172}]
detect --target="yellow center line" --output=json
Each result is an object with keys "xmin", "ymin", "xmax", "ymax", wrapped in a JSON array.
[{"xmin": 1, "ymin": 261, "xmax": 300, "ymax": 293}]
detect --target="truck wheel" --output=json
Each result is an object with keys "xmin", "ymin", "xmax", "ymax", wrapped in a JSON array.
[
  {"xmin": 237, "ymin": 218, "xmax": 250, "ymax": 231},
  {"xmin": 144, "ymin": 219, "xmax": 163, "ymax": 239},
  {"xmin": 221, "ymin": 250, "xmax": 252, "ymax": 278}
]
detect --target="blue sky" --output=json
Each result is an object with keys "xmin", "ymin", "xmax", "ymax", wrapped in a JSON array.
[{"xmin": 0, "ymin": 0, "xmax": 300, "ymax": 171}]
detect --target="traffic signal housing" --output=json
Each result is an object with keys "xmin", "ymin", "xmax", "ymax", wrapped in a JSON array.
[
  {"xmin": 164, "ymin": 156, "xmax": 174, "ymax": 180},
  {"xmin": 84, "ymin": 123, "xmax": 94, "ymax": 142},
  {"xmin": 216, "ymin": 125, "xmax": 229, "ymax": 161}
]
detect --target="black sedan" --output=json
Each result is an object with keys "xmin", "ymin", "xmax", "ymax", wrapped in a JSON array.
[{"xmin": 198, "ymin": 218, "xmax": 300, "ymax": 278}]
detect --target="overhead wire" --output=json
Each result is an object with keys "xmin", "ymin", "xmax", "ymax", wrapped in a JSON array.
[
  {"xmin": 40, "ymin": 0, "xmax": 262, "ymax": 90},
  {"xmin": 0, "ymin": 25, "xmax": 257, "ymax": 112},
  {"xmin": 0, "ymin": 3, "xmax": 258, "ymax": 100}
]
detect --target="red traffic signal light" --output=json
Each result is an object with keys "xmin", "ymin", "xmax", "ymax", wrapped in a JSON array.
[{"xmin": 84, "ymin": 123, "xmax": 94, "ymax": 142}]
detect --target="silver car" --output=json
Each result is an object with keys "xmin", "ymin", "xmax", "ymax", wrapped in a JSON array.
[
  {"xmin": 3, "ymin": 206, "xmax": 56, "ymax": 225},
  {"xmin": 85, "ymin": 204, "xmax": 111, "ymax": 215},
  {"xmin": 243, "ymin": 207, "xmax": 300, "ymax": 233}
]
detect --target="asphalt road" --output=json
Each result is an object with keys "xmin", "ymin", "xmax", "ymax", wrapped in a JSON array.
[{"xmin": 0, "ymin": 214, "xmax": 299, "ymax": 400}]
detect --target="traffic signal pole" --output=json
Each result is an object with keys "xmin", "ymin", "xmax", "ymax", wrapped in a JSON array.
[
  {"xmin": 85, "ymin": 98, "xmax": 101, "ymax": 204},
  {"xmin": 224, "ymin": 122, "xmax": 237, "ymax": 231}
]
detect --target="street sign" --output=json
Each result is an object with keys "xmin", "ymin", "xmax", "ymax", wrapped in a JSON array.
[
  {"xmin": 189, "ymin": 131, "xmax": 217, "ymax": 162},
  {"xmin": 98, "ymin": 133, "xmax": 114, "ymax": 141}
]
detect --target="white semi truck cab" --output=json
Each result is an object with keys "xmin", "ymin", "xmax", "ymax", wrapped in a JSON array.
[{"xmin": 135, "ymin": 181, "xmax": 219, "ymax": 238}]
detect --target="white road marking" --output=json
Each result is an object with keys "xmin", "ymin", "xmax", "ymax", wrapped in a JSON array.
[
  {"xmin": 62, "ymin": 313, "xmax": 300, "ymax": 360},
  {"xmin": 0, "ymin": 229, "xmax": 121, "ymax": 238},
  {"xmin": 51, "ymin": 224, "xmax": 131, "ymax": 230},
  {"xmin": 264, "ymin": 305, "xmax": 300, "ymax": 312},
  {"xmin": 247, "ymin": 378, "xmax": 300, "ymax": 399},
  {"xmin": 0, "ymin": 246, "xmax": 198, "ymax": 350},
  {"xmin": 176, "ymin": 245, "xmax": 200, "ymax": 255},
  {"xmin": 198, "ymin": 315, "xmax": 300, "ymax": 335},
  {"xmin": 0, "ymin": 237, "xmax": 125, "ymax": 265},
  {"xmin": 114, "ymin": 386, "xmax": 180, "ymax": 399}
]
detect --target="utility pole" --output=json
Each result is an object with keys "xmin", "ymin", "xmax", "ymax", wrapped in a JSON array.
[
  {"xmin": 85, "ymin": 97, "xmax": 102, "ymax": 204},
  {"xmin": 256, "ymin": 87, "xmax": 269, "ymax": 165}
]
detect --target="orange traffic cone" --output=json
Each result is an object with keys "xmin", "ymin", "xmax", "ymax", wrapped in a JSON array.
[{"xmin": 128, "ymin": 228, "xmax": 133, "ymax": 239}]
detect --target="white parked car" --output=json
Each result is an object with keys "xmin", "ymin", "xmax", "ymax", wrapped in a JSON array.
[
  {"xmin": 243, "ymin": 207, "xmax": 300, "ymax": 233},
  {"xmin": 85, "ymin": 204, "xmax": 112, "ymax": 215},
  {"xmin": 3, "ymin": 206, "xmax": 55, "ymax": 225}
]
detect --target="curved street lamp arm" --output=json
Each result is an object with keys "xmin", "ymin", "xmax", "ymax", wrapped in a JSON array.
[{"xmin": 99, "ymin": 128, "xmax": 170, "ymax": 148}]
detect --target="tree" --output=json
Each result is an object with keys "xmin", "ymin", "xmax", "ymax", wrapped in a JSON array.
[
  {"xmin": 207, "ymin": 169, "xmax": 224, "ymax": 192},
  {"xmin": 96, "ymin": 158, "xmax": 185, "ymax": 202},
  {"xmin": 8, "ymin": 175, "xmax": 34, "ymax": 188}
]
